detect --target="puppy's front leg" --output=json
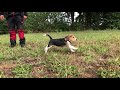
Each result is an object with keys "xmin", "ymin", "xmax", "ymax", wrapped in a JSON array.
[
  {"xmin": 71, "ymin": 45, "xmax": 78, "ymax": 50},
  {"xmin": 70, "ymin": 48, "xmax": 75, "ymax": 52},
  {"xmin": 67, "ymin": 41, "xmax": 78, "ymax": 49},
  {"xmin": 66, "ymin": 41, "xmax": 78, "ymax": 52}
]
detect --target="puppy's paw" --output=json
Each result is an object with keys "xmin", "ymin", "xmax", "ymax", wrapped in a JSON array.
[
  {"xmin": 74, "ymin": 47, "xmax": 78, "ymax": 50},
  {"xmin": 72, "ymin": 47, "xmax": 78, "ymax": 50}
]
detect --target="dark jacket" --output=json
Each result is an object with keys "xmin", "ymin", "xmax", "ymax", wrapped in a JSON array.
[{"xmin": 0, "ymin": 12, "xmax": 28, "ymax": 18}]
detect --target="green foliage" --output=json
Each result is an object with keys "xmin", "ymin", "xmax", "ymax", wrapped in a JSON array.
[
  {"xmin": 92, "ymin": 45, "xmax": 108, "ymax": 55},
  {"xmin": 97, "ymin": 67, "xmax": 120, "ymax": 78},
  {"xmin": 0, "ymin": 20, "xmax": 8, "ymax": 34},
  {"xmin": 97, "ymin": 58, "xmax": 120, "ymax": 78},
  {"xmin": 25, "ymin": 12, "xmax": 50, "ymax": 32},
  {"xmin": 0, "ymin": 53, "xmax": 4, "ymax": 60},
  {"xmin": 25, "ymin": 12, "xmax": 70, "ymax": 32},
  {"xmin": 0, "ymin": 71, "xmax": 5, "ymax": 78},
  {"xmin": 1, "ymin": 12, "xmax": 120, "ymax": 34},
  {"xmin": 12, "ymin": 64, "xmax": 32, "ymax": 78},
  {"xmin": 44, "ymin": 54, "xmax": 80, "ymax": 78}
]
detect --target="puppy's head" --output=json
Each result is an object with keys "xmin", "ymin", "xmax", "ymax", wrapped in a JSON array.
[{"xmin": 65, "ymin": 34, "xmax": 77, "ymax": 42}]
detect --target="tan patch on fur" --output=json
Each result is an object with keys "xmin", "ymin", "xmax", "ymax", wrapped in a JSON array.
[{"xmin": 65, "ymin": 34, "xmax": 77, "ymax": 42}]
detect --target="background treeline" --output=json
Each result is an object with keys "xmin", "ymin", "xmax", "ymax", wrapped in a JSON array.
[{"xmin": 0, "ymin": 12, "xmax": 120, "ymax": 34}]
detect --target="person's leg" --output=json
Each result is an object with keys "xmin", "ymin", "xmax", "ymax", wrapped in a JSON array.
[
  {"xmin": 7, "ymin": 17, "xmax": 16, "ymax": 47},
  {"xmin": 15, "ymin": 15, "xmax": 25, "ymax": 47}
]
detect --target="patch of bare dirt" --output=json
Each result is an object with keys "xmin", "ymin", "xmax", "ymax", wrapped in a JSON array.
[
  {"xmin": 0, "ymin": 61, "xmax": 17, "ymax": 70},
  {"xmin": 69, "ymin": 55, "xmax": 102, "ymax": 78},
  {"xmin": 21, "ymin": 57, "xmax": 39, "ymax": 65},
  {"xmin": 19, "ymin": 56, "xmax": 56, "ymax": 78},
  {"xmin": 0, "ymin": 61, "xmax": 18, "ymax": 77},
  {"xmin": 31, "ymin": 65, "xmax": 56, "ymax": 78},
  {"xmin": 81, "ymin": 64, "xmax": 98, "ymax": 78}
]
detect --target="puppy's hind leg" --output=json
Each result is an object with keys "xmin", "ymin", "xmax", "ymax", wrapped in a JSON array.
[
  {"xmin": 44, "ymin": 45, "xmax": 48, "ymax": 53},
  {"xmin": 44, "ymin": 45, "xmax": 52, "ymax": 53}
]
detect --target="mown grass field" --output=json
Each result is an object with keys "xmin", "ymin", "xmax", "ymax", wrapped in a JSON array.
[{"xmin": 0, "ymin": 30, "xmax": 120, "ymax": 78}]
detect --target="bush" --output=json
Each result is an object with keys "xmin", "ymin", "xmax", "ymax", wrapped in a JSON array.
[{"xmin": 0, "ymin": 20, "xmax": 8, "ymax": 34}]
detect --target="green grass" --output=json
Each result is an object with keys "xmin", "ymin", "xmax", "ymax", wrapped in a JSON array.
[
  {"xmin": 12, "ymin": 64, "xmax": 32, "ymax": 78},
  {"xmin": 0, "ymin": 30, "xmax": 120, "ymax": 78},
  {"xmin": 0, "ymin": 71, "xmax": 5, "ymax": 78}
]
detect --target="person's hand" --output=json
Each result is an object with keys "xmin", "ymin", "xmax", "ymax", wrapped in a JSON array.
[
  {"xmin": 0, "ymin": 15, "xmax": 5, "ymax": 20},
  {"xmin": 23, "ymin": 15, "xmax": 27, "ymax": 19}
]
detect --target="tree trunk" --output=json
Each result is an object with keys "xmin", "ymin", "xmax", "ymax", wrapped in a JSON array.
[
  {"xmin": 71, "ymin": 12, "xmax": 74, "ymax": 24},
  {"xmin": 85, "ymin": 12, "xmax": 92, "ymax": 29}
]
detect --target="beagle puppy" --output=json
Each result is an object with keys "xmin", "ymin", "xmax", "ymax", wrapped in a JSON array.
[{"xmin": 43, "ymin": 34, "xmax": 78, "ymax": 53}]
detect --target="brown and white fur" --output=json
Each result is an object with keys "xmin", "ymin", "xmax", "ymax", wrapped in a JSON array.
[{"xmin": 43, "ymin": 34, "xmax": 78, "ymax": 53}]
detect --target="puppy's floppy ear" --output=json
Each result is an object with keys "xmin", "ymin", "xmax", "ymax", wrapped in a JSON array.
[{"xmin": 65, "ymin": 35, "xmax": 69, "ymax": 41}]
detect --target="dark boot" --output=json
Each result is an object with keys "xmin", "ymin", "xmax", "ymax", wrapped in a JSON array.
[
  {"xmin": 9, "ymin": 29, "xmax": 16, "ymax": 47},
  {"xmin": 19, "ymin": 38, "xmax": 25, "ymax": 47},
  {"xmin": 10, "ymin": 40, "xmax": 16, "ymax": 47}
]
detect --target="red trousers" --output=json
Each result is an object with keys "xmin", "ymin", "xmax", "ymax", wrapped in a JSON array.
[{"xmin": 9, "ymin": 29, "xmax": 25, "ymax": 40}]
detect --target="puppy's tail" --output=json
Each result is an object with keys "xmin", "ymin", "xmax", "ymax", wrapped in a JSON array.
[{"xmin": 43, "ymin": 34, "xmax": 52, "ymax": 39}]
